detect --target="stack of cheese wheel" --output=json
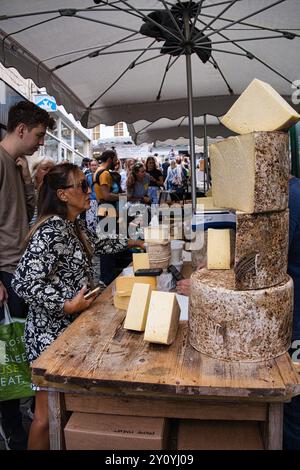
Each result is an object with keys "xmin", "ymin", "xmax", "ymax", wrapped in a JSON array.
[
  {"xmin": 144, "ymin": 225, "xmax": 171, "ymax": 269},
  {"xmin": 189, "ymin": 79, "xmax": 298, "ymax": 362}
]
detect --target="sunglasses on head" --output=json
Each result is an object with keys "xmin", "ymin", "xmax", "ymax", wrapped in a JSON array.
[{"xmin": 62, "ymin": 180, "xmax": 89, "ymax": 193}]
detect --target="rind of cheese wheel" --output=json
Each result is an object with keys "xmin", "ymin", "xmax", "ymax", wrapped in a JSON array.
[
  {"xmin": 234, "ymin": 210, "xmax": 289, "ymax": 290},
  {"xmin": 124, "ymin": 283, "xmax": 152, "ymax": 331},
  {"xmin": 189, "ymin": 269, "xmax": 293, "ymax": 362},
  {"xmin": 221, "ymin": 78, "xmax": 300, "ymax": 134},
  {"xmin": 115, "ymin": 275, "xmax": 157, "ymax": 297},
  {"xmin": 144, "ymin": 291, "xmax": 180, "ymax": 345},
  {"xmin": 210, "ymin": 132, "xmax": 289, "ymax": 213}
]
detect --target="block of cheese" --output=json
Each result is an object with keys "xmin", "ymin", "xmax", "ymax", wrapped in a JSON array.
[
  {"xmin": 144, "ymin": 225, "xmax": 169, "ymax": 243},
  {"xmin": 234, "ymin": 210, "xmax": 289, "ymax": 290},
  {"xmin": 210, "ymin": 132, "xmax": 289, "ymax": 213},
  {"xmin": 207, "ymin": 228, "xmax": 234, "ymax": 270},
  {"xmin": 221, "ymin": 78, "xmax": 300, "ymax": 134},
  {"xmin": 132, "ymin": 253, "xmax": 150, "ymax": 272},
  {"xmin": 113, "ymin": 294, "xmax": 130, "ymax": 311},
  {"xmin": 115, "ymin": 275, "xmax": 157, "ymax": 297},
  {"xmin": 189, "ymin": 269, "xmax": 293, "ymax": 361},
  {"xmin": 124, "ymin": 283, "xmax": 152, "ymax": 331},
  {"xmin": 144, "ymin": 292, "xmax": 180, "ymax": 345},
  {"xmin": 196, "ymin": 197, "xmax": 222, "ymax": 211}
]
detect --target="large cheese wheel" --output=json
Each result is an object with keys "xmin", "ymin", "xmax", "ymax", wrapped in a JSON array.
[
  {"xmin": 210, "ymin": 132, "xmax": 289, "ymax": 213},
  {"xmin": 189, "ymin": 269, "xmax": 293, "ymax": 362}
]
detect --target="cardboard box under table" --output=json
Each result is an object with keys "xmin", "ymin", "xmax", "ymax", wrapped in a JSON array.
[{"xmin": 31, "ymin": 268, "xmax": 300, "ymax": 450}]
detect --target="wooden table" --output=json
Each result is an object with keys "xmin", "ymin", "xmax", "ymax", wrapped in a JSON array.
[{"xmin": 32, "ymin": 280, "xmax": 300, "ymax": 450}]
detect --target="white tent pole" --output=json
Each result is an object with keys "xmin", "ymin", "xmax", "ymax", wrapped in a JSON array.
[
  {"xmin": 203, "ymin": 113, "xmax": 209, "ymax": 193},
  {"xmin": 184, "ymin": 10, "xmax": 197, "ymax": 214}
]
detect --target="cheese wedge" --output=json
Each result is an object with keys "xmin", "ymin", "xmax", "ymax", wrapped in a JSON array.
[
  {"xmin": 144, "ymin": 292, "xmax": 180, "ymax": 345},
  {"xmin": 132, "ymin": 253, "xmax": 150, "ymax": 272},
  {"xmin": 115, "ymin": 275, "xmax": 157, "ymax": 297},
  {"xmin": 207, "ymin": 229, "xmax": 233, "ymax": 270},
  {"xmin": 221, "ymin": 78, "xmax": 300, "ymax": 134},
  {"xmin": 124, "ymin": 283, "xmax": 152, "ymax": 331},
  {"xmin": 113, "ymin": 294, "xmax": 130, "ymax": 311}
]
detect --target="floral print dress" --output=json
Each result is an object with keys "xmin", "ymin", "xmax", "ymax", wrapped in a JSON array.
[{"xmin": 12, "ymin": 215, "xmax": 127, "ymax": 363}]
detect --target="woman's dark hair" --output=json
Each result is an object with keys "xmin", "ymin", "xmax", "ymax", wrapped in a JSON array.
[
  {"xmin": 37, "ymin": 163, "xmax": 78, "ymax": 219},
  {"xmin": 27, "ymin": 163, "xmax": 93, "ymax": 259},
  {"xmin": 126, "ymin": 162, "xmax": 145, "ymax": 192},
  {"xmin": 146, "ymin": 156, "xmax": 158, "ymax": 171}
]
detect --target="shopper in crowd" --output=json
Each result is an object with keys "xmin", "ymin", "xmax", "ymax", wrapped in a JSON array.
[
  {"xmin": 164, "ymin": 159, "xmax": 177, "ymax": 190},
  {"xmin": 30, "ymin": 157, "xmax": 55, "ymax": 227},
  {"xmin": 126, "ymin": 162, "xmax": 151, "ymax": 204},
  {"xmin": 0, "ymin": 100, "xmax": 55, "ymax": 450},
  {"xmin": 11, "ymin": 163, "xmax": 144, "ymax": 450},
  {"xmin": 80, "ymin": 157, "xmax": 91, "ymax": 175},
  {"xmin": 145, "ymin": 156, "xmax": 164, "ymax": 204},
  {"xmin": 93, "ymin": 150, "xmax": 121, "ymax": 209},
  {"xmin": 85, "ymin": 158, "xmax": 99, "ymax": 233},
  {"xmin": 162, "ymin": 156, "xmax": 170, "ymax": 180}
]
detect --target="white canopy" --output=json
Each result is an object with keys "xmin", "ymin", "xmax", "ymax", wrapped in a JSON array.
[
  {"xmin": 0, "ymin": 0, "xmax": 300, "ymax": 128},
  {"xmin": 128, "ymin": 114, "xmax": 232, "ymax": 145}
]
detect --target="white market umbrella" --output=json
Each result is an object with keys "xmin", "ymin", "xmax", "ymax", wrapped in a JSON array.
[{"xmin": 1, "ymin": 0, "xmax": 300, "ymax": 210}]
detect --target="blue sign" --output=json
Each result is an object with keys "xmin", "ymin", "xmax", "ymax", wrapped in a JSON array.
[{"xmin": 34, "ymin": 95, "xmax": 57, "ymax": 112}]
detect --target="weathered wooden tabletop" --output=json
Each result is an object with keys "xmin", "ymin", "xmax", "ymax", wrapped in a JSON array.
[{"xmin": 32, "ymin": 278, "xmax": 300, "ymax": 402}]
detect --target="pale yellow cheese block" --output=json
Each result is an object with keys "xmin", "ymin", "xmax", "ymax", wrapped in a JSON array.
[
  {"xmin": 210, "ymin": 132, "xmax": 289, "ymax": 213},
  {"xmin": 132, "ymin": 253, "xmax": 150, "ymax": 272},
  {"xmin": 221, "ymin": 78, "xmax": 300, "ymax": 134},
  {"xmin": 207, "ymin": 229, "xmax": 233, "ymax": 270},
  {"xmin": 196, "ymin": 196, "xmax": 222, "ymax": 211},
  {"xmin": 113, "ymin": 294, "xmax": 130, "ymax": 311},
  {"xmin": 144, "ymin": 292, "xmax": 180, "ymax": 345},
  {"xmin": 124, "ymin": 283, "xmax": 152, "ymax": 331},
  {"xmin": 115, "ymin": 275, "xmax": 157, "ymax": 297}
]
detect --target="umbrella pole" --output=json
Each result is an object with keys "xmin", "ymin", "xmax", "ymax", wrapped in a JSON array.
[
  {"xmin": 203, "ymin": 113, "xmax": 209, "ymax": 193},
  {"xmin": 184, "ymin": 15, "xmax": 197, "ymax": 214}
]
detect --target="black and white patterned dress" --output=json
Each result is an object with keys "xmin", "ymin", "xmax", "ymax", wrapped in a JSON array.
[{"xmin": 12, "ymin": 216, "xmax": 128, "ymax": 363}]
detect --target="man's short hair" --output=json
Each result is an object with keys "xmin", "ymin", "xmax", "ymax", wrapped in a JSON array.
[
  {"xmin": 98, "ymin": 149, "xmax": 116, "ymax": 163},
  {"xmin": 7, "ymin": 100, "xmax": 55, "ymax": 133}
]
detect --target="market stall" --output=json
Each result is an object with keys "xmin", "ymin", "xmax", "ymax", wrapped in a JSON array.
[{"xmin": 31, "ymin": 274, "xmax": 300, "ymax": 451}]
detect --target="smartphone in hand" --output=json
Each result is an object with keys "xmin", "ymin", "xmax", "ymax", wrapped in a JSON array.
[{"xmin": 84, "ymin": 285, "xmax": 102, "ymax": 300}]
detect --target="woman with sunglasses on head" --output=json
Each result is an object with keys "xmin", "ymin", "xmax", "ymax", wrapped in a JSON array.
[{"xmin": 11, "ymin": 163, "xmax": 143, "ymax": 450}]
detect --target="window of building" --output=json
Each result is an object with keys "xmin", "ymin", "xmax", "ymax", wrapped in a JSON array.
[
  {"xmin": 114, "ymin": 122, "xmax": 124, "ymax": 137},
  {"xmin": 74, "ymin": 131, "xmax": 85, "ymax": 155},
  {"xmin": 93, "ymin": 125, "xmax": 101, "ymax": 140},
  {"xmin": 61, "ymin": 121, "xmax": 72, "ymax": 146},
  {"xmin": 42, "ymin": 134, "xmax": 59, "ymax": 162}
]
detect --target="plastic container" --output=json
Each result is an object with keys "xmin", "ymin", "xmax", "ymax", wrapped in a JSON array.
[{"xmin": 170, "ymin": 240, "xmax": 184, "ymax": 264}]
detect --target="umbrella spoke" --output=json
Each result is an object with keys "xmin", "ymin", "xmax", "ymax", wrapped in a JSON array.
[
  {"xmin": 208, "ymin": 57, "xmax": 233, "ymax": 94},
  {"xmin": 156, "ymin": 53, "xmax": 185, "ymax": 101},
  {"xmin": 195, "ymin": 0, "xmax": 289, "ymax": 43},
  {"xmin": 75, "ymin": 14, "xmax": 140, "ymax": 34},
  {"xmin": 190, "ymin": 0, "xmax": 206, "ymax": 37},
  {"xmin": 197, "ymin": 16, "xmax": 295, "ymax": 86},
  {"xmin": 50, "ymin": 32, "xmax": 139, "ymax": 71},
  {"xmin": 202, "ymin": 0, "xmax": 244, "ymax": 8},
  {"xmin": 85, "ymin": 39, "xmax": 157, "ymax": 110},
  {"xmin": 160, "ymin": 0, "xmax": 185, "ymax": 40},
  {"xmin": 194, "ymin": 34, "xmax": 293, "ymax": 47},
  {"xmin": 116, "ymin": 0, "xmax": 182, "ymax": 42},
  {"xmin": 200, "ymin": 11, "xmax": 300, "ymax": 39},
  {"xmin": 201, "ymin": 0, "xmax": 241, "ymax": 35},
  {"xmin": 1, "ymin": 15, "xmax": 60, "ymax": 44}
]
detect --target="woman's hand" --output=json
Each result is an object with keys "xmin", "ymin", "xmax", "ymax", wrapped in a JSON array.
[
  {"xmin": 64, "ymin": 286, "xmax": 97, "ymax": 315},
  {"xmin": 0, "ymin": 281, "xmax": 8, "ymax": 307},
  {"xmin": 128, "ymin": 239, "xmax": 145, "ymax": 250},
  {"xmin": 142, "ymin": 195, "xmax": 151, "ymax": 204},
  {"xmin": 176, "ymin": 279, "xmax": 191, "ymax": 297},
  {"xmin": 16, "ymin": 155, "xmax": 32, "ymax": 185}
]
